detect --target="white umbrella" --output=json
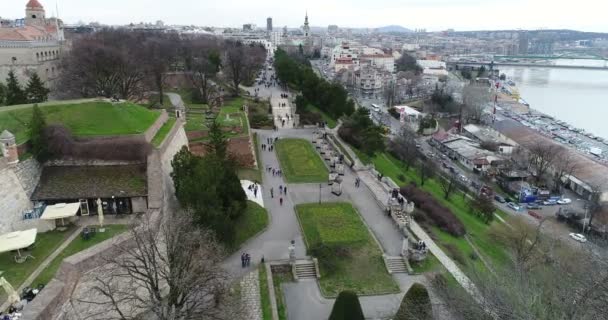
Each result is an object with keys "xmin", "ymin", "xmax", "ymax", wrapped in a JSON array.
[{"xmin": 97, "ymin": 198, "xmax": 105, "ymax": 232}]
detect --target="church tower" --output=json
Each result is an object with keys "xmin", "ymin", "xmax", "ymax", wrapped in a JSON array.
[
  {"xmin": 25, "ymin": 0, "xmax": 46, "ymax": 26},
  {"xmin": 303, "ymin": 12, "xmax": 310, "ymax": 38}
]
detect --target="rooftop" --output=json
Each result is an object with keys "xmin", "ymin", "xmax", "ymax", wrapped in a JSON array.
[{"xmin": 31, "ymin": 165, "xmax": 147, "ymax": 201}]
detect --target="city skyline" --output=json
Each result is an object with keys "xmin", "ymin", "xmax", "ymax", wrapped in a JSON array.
[{"xmin": 2, "ymin": 0, "xmax": 607, "ymax": 32}]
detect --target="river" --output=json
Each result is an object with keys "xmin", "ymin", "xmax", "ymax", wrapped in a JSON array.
[{"xmin": 498, "ymin": 59, "xmax": 608, "ymax": 139}]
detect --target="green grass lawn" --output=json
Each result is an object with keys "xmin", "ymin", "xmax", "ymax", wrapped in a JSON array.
[
  {"xmin": 0, "ymin": 102, "xmax": 160, "ymax": 144},
  {"xmin": 31, "ymin": 225, "xmax": 128, "ymax": 287},
  {"xmin": 231, "ymin": 201, "xmax": 269, "ymax": 251},
  {"xmin": 259, "ymin": 266, "xmax": 272, "ymax": 320},
  {"xmin": 361, "ymin": 151, "xmax": 511, "ymax": 270},
  {"xmin": 307, "ymin": 105, "xmax": 337, "ymax": 129},
  {"xmin": 276, "ymin": 139, "xmax": 329, "ymax": 183},
  {"xmin": 410, "ymin": 252, "xmax": 441, "ymax": 274},
  {"xmin": 0, "ymin": 227, "xmax": 75, "ymax": 298},
  {"xmin": 152, "ymin": 118, "xmax": 176, "ymax": 147},
  {"xmin": 272, "ymin": 271, "xmax": 293, "ymax": 320},
  {"xmin": 184, "ymin": 113, "xmax": 209, "ymax": 132},
  {"xmin": 295, "ymin": 202, "xmax": 399, "ymax": 297}
]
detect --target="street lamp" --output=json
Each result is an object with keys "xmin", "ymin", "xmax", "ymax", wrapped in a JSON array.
[{"xmin": 319, "ymin": 183, "xmax": 322, "ymax": 204}]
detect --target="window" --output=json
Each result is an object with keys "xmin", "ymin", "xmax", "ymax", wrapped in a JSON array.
[{"xmin": 32, "ymin": 15, "xmax": 37, "ymax": 19}]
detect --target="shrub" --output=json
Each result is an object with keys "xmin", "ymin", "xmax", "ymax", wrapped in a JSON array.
[
  {"xmin": 299, "ymin": 111, "xmax": 323, "ymax": 125},
  {"xmin": 395, "ymin": 283, "xmax": 432, "ymax": 320},
  {"xmin": 250, "ymin": 113, "xmax": 273, "ymax": 128},
  {"xmin": 400, "ymin": 184, "xmax": 466, "ymax": 237},
  {"xmin": 328, "ymin": 291, "xmax": 365, "ymax": 320},
  {"xmin": 397, "ymin": 174, "xmax": 406, "ymax": 182},
  {"xmin": 443, "ymin": 243, "xmax": 466, "ymax": 265}
]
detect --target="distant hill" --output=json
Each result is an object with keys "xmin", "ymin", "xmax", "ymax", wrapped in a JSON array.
[{"xmin": 376, "ymin": 25, "xmax": 412, "ymax": 33}]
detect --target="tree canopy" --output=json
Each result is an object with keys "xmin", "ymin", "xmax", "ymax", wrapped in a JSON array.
[
  {"xmin": 25, "ymin": 72, "xmax": 50, "ymax": 103},
  {"xmin": 328, "ymin": 291, "xmax": 365, "ymax": 320},
  {"xmin": 5, "ymin": 71, "xmax": 27, "ymax": 106}
]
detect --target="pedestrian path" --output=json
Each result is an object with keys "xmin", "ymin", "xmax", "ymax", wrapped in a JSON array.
[
  {"xmin": 240, "ymin": 270, "xmax": 262, "ymax": 320},
  {"xmin": 270, "ymin": 96, "xmax": 296, "ymax": 129}
]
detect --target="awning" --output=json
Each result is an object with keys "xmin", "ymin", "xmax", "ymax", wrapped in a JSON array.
[
  {"xmin": 40, "ymin": 202, "xmax": 81, "ymax": 220},
  {"xmin": 0, "ymin": 229, "xmax": 37, "ymax": 254}
]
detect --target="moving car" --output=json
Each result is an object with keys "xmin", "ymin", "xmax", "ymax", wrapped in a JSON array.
[
  {"xmin": 569, "ymin": 233, "xmax": 587, "ymax": 243},
  {"xmin": 507, "ymin": 202, "xmax": 521, "ymax": 211},
  {"xmin": 526, "ymin": 203, "xmax": 542, "ymax": 210},
  {"xmin": 494, "ymin": 195, "xmax": 506, "ymax": 203},
  {"xmin": 557, "ymin": 198, "xmax": 572, "ymax": 205}
]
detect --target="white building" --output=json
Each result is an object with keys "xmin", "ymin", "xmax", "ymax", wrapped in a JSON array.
[
  {"xmin": 360, "ymin": 53, "xmax": 395, "ymax": 73},
  {"xmin": 417, "ymin": 59, "xmax": 448, "ymax": 77}
]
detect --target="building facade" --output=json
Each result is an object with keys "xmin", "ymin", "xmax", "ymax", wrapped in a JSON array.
[{"xmin": 0, "ymin": 0, "xmax": 65, "ymax": 84}]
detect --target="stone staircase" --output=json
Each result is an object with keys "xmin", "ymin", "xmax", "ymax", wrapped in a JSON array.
[
  {"xmin": 294, "ymin": 261, "xmax": 317, "ymax": 279},
  {"xmin": 385, "ymin": 256, "xmax": 408, "ymax": 274}
]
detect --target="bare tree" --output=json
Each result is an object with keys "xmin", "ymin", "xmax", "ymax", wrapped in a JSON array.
[
  {"xmin": 417, "ymin": 157, "xmax": 436, "ymax": 187},
  {"xmin": 527, "ymin": 141, "xmax": 561, "ymax": 185},
  {"xmin": 434, "ymin": 216, "xmax": 608, "ymax": 320},
  {"xmin": 461, "ymin": 83, "xmax": 491, "ymax": 124},
  {"xmin": 550, "ymin": 152, "xmax": 577, "ymax": 193},
  {"xmin": 439, "ymin": 173, "xmax": 459, "ymax": 200},
  {"xmin": 78, "ymin": 210, "xmax": 241, "ymax": 320},
  {"xmin": 223, "ymin": 41, "xmax": 265, "ymax": 97},
  {"xmin": 389, "ymin": 126, "xmax": 418, "ymax": 171},
  {"xmin": 143, "ymin": 33, "xmax": 180, "ymax": 106},
  {"xmin": 57, "ymin": 29, "xmax": 148, "ymax": 100},
  {"xmin": 181, "ymin": 36, "xmax": 223, "ymax": 104}
]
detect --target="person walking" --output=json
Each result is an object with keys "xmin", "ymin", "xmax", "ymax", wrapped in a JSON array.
[
  {"xmin": 241, "ymin": 253, "xmax": 245, "ymax": 268},
  {"xmin": 279, "ymin": 185, "xmax": 283, "ymax": 194},
  {"xmin": 284, "ymin": 185, "xmax": 287, "ymax": 194},
  {"xmin": 279, "ymin": 197, "xmax": 283, "ymax": 206},
  {"xmin": 270, "ymin": 187, "xmax": 274, "ymax": 198}
]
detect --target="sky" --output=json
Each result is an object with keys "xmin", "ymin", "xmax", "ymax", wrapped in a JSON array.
[{"xmin": 3, "ymin": 0, "xmax": 607, "ymax": 32}]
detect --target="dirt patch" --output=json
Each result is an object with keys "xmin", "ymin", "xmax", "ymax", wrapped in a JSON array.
[{"xmin": 189, "ymin": 136, "xmax": 254, "ymax": 168}]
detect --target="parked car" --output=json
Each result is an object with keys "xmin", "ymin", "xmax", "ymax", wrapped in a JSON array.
[
  {"xmin": 557, "ymin": 198, "xmax": 572, "ymax": 205},
  {"xmin": 494, "ymin": 195, "xmax": 506, "ymax": 203},
  {"xmin": 543, "ymin": 200, "xmax": 558, "ymax": 206},
  {"xmin": 528, "ymin": 210, "xmax": 542, "ymax": 220},
  {"xmin": 569, "ymin": 233, "xmax": 587, "ymax": 243},
  {"xmin": 507, "ymin": 202, "xmax": 521, "ymax": 211},
  {"xmin": 526, "ymin": 203, "xmax": 542, "ymax": 210}
]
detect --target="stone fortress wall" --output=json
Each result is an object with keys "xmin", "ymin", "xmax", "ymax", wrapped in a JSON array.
[{"xmin": 0, "ymin": 158, "xmax": 54, "ymax": 234}]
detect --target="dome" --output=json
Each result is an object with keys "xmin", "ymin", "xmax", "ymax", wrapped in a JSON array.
[{"xmin": 26, "ymin": 0, "xmax": 44, "ymax": 9}]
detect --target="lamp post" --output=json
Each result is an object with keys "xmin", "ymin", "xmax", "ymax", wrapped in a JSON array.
[{"xmin": 319, "ymin": 183, "xmax": 322, "ymax": 204}]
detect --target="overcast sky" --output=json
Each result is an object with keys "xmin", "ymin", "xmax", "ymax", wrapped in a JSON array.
[{"xmin": 4, "ymin": 0, "xmax": 607, "ymax": 32}]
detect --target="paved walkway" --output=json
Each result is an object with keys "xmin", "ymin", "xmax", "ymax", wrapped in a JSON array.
[
  {"xmin": 271, "ymin": 96, "xmax": 296, "ymax": 129},
  {"xmin": 241, "ymin": 180, "xmax": 264, "ymax": 207},
  {"xmin": 222, "ymin": 130, "xmax": 307, "ymax": 278},
  {"xmin": 240, "ymin": 270, "xmax": 262, "ymax": 320}
]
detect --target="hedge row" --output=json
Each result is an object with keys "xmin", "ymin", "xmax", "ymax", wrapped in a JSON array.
[{"xmin": 400, "ymin": 183, "xmax": 466, "ymax": 237}]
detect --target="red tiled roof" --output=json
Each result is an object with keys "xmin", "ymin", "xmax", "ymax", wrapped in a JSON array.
[
  {"xmin": 26, "ymin": 0, "xmax": 44, "ymax": 9},
  {"xmin": 0, "ymin": 25, "xmax": 55, "ymax": 41}
]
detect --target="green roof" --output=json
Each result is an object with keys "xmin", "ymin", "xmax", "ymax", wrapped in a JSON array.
[{"xmin": 31, "ymin": 165, "xmax": 147, "ymax": 201}]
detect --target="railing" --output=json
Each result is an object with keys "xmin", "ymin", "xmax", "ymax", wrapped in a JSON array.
[{"xmin": 23, "ymin": 203, "xmax": 46, "ymax": 220}]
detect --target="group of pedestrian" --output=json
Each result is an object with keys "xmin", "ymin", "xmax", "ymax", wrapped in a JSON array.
[
  {"xmin": 241, "ymin": 253, "xmax": 251, "ymax": 268},
  {"xmin": 280, "ymin": 93, "xmax": 289, "ymax": 98},
  {"xmin": 354, "ymin": 177, "xmax": 361, "ymax": 188},
  {"xmin": 262, "ymin": 144, "xmax": 274, "ymax": 152},
  {"xmin": 279, "ymin": 102, "xmax": 288, "ymax": 107},
  {"xmin": 266, "ymin": 166, "xmax": 283, "ymax": 177},
  {"xmin": 247, "ymin": 182, "xmax": 260, "ymax": 198}
]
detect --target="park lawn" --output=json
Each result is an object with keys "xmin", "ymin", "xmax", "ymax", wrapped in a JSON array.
[
  {"xmin": 0, "ymin": 102, "xmax": 160, "ymax": 144},
  {"xmin": 0, "ymin": 227, "xmax": 75, "ymax": 299},
  {"xmin": 295, "ymin": 202, "xmax": 399, "ymax": 297},
  {"xmin": 276, "ymin": 139, "xmax": 329, "ymax": 183},
  {"xmin": 259, "ymin": 266, "xmax": 272, "ymax": 320},
  {"xmin": 307, "ymin": 105, "xmax": 337, "ymax": 129},
  {"xmin": 410, "ymin": 252, "xmax": 441, "ymax": 274},
  {"xmin": 231, "ymin": 201, "xmax": 269, "ymax": 251},
  {"xmin": 152, "ymin": 118, "xmax": 176, "ymax": 147},
  {"xmin": 184, "ymin": 113, "xmax": 209, "ymax": 132},
  {"xmin": 32, "ymin": 225, "xmax": 128, "ymax": 287},
  {"xmin": 363, "ymin": 151, "xmax": 511, "ymax": 270}
]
